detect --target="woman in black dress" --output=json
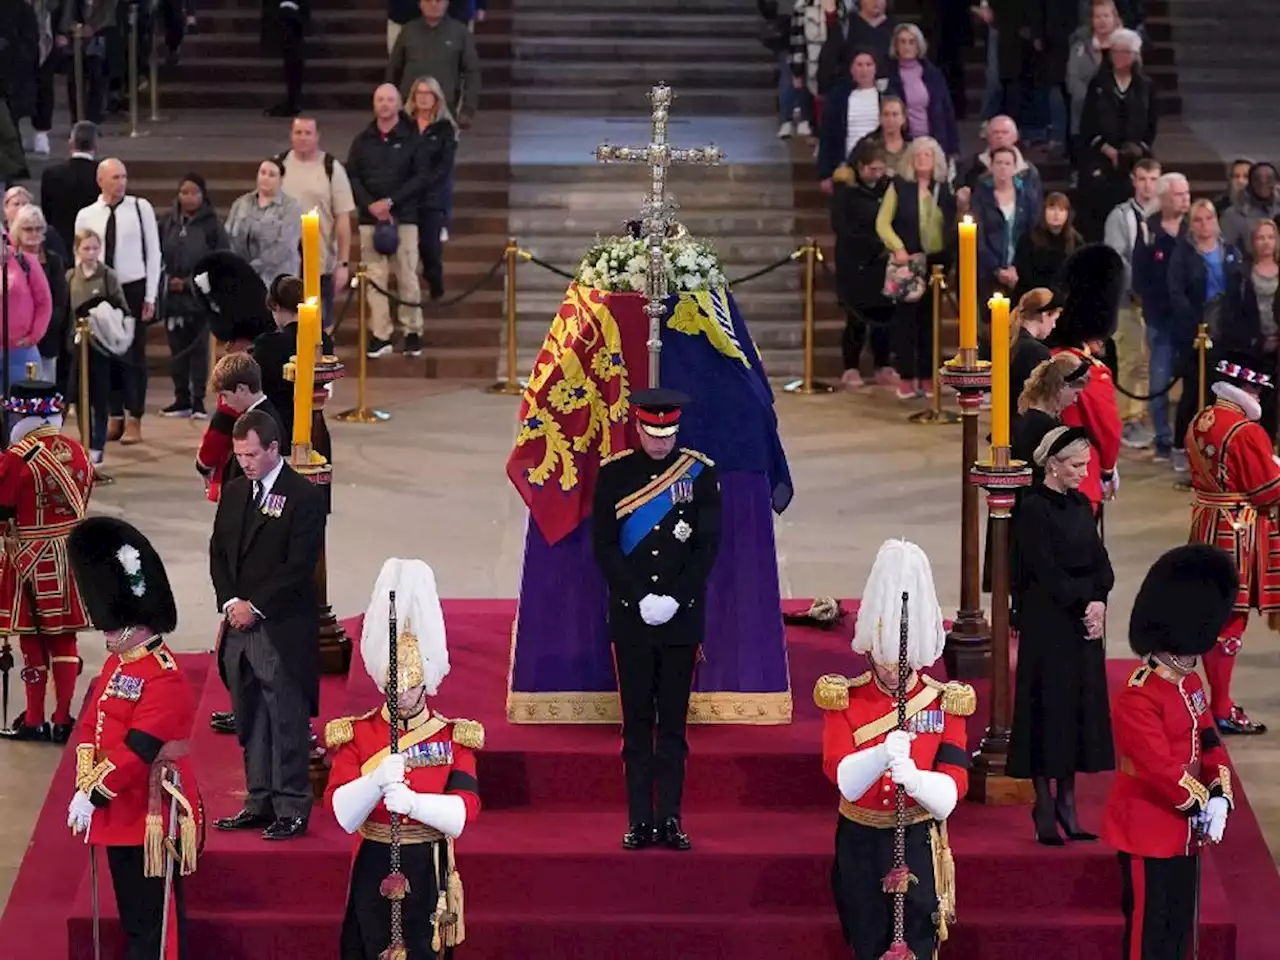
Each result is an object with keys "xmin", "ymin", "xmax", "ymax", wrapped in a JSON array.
[
  {"xmin": 1008, "ymin": 287, "xmax": 1063, "ymax": 425},
  {"xmin": 1010, "ymin": 426, "xmax": 1115, "ymax": 846}
]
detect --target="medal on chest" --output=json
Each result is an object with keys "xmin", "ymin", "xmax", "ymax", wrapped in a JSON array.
[
  {"xmin": 670, "ymin": 478, "xmax": 694, "ymax": 504},
  {"xmin": 1190, "ymin": 689, "xmax": 1208, "ymax": 717},
  {"xmin": 906, "ymin": 709, "xmax": 944, "ymax": 735},
  {"xmin": 107, "ymin": 673, "xmax": 144, "ymax": 702},
  {"xmin": 403, "ymin": 740, "xmax": 454, "ymax": 768},
  {"xmin": 673, "ymin": 519, "xmax": 693, "ymax": 542}
]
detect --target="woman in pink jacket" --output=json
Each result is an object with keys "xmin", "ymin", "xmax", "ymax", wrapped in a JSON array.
[{"xmin": 3, "ymin": 225, "xmax": 52, "ymax": 389}]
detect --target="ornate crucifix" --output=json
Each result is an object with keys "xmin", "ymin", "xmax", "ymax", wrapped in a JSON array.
[{"xmin": 595, "ymin": 83, "xmax": 722, "ymax": 387}]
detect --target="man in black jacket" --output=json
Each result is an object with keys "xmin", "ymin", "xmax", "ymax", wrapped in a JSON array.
[
  {"xmin": 345, "ymin": 83, "xmax": 428, "ymax": 359},
  {"xmin": 39, "ymin": 122, "xmax": 100, "ymax": 251},
  {"xmin": 210, "ymin": 409, "xmax": 325, "ymax": 840}
]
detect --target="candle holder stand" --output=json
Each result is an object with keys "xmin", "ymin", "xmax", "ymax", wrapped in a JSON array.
[
  {"xmin": 967, "ymin": 452, "xmax": 1033, "ymax": 804},
  {"xmin": 939, "ymin": 352, "xmax": 992, "ymax": 680}
]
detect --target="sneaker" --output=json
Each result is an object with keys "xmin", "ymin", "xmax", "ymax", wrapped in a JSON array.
[
  {"xmin": 1152, "ymin": 445, "xmax": 1171, "ymax": 463},
  {"xmin": 776, "ymin": 122, "xmax": 793, "ymax": 140},
  {"xmin": 367, "ymin": 336, "xmax": 394, "ymax": 359},
  {"xmin": 895, "ymin": 384, "xmax": 917, "ymax": 402},
  {"xmin": 32, "ymin": 132, "xmax": 50, "ymax": 157},
  {"xmin": 1121, "ymin": 421, "xmax": 1153, "ymax": 450},
  {"xmin": 1171, "ymin": 449, "xmax": 1189, "ymax": 474},
  {"xmin": 403, "ymin": 333, "xmax": 423, "ymax": 357},
  {"xmin": 920, "ymin": 381, "xmax": 934, "ymax": 401},
  {"xmin": 161, "ymin": 402, "xmax": 193, "ymax": 418},
  {"xmin": 841, "ymin": 369, "xmax": 864, "ymax": 390},
  {"xmin": 794, "ymin": 120, "xmax": 813, "ymax": 137},
  {"xmin": 90, "ymin": 449, "xmax": 104, "ymax": 466},
  {"xmin": 439, "ymin": 226, "xmax": 449, "ymax": 243},
  {"xmin": 191, "ymin": 406, "xmax": 209, "ymax": 421},
  {"xmin": 875, "ymin": 367, "xmax": 900, "ymax": 387}
]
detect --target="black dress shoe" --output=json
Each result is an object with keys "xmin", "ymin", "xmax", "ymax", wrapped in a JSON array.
[
  {"xmin": 0, "ymin": 718, "xmax": 51, "ymax": 742},
  {"xmin": 659, "ymin": 817, "xmax": 692, "ymax": 851},
  {"xmin": 262, "ymin": 817, "xmax": 308, "ymax": 841},
  {"xmin": 209, "ymin": 711, "xmax": 236, "ymax": 735},
  {"xmin": 622, "ymin": 822, "xmax": 656, "ymax": 850},
  {"xmin": 51, "ymin": 723, "xmax": 74, "ymax": 745},
  {"xmin": 1217, "ymin": 706, "xmax": 1268, "ymax": 735},
  {"xmin": 214, "ymin": 809, "xmax": 275, "ymax": 831}
]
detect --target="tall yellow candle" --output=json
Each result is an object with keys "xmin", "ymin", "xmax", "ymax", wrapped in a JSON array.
[
  {"xmin": 301, "ymin": 208, "xmax": 322, "ymax": 306},
  {"xmin": 989, "ymin": 292, "xmax": 1011, "ymax": 453},
  {"xmin": 958, "ymin": 216, "xmax": 978, "ymax": 352},
  {"xmin": 292, "ymin": 299, "xmax": 320, "ymax": 451}
]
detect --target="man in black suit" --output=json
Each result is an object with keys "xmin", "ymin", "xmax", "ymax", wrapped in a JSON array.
[
  {"xmin": 38, "ymin": 121, "xmax": 100, "ymax": 251},
  {"xmin": 210, "ymin": 408, "xmax": 325, "ymax": 840},
  {"xmin": 592, "ymin": 388, "xmax": 721, "ymax": 852}
]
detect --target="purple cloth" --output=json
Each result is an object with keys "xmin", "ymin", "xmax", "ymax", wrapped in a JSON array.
[
  {"xmin": 898, "ymin": 59, "xmax": 931, "ymax": 141},
  {"xmin": 510, "ymin": 472, "xmax": 788, "ymax": 700}
]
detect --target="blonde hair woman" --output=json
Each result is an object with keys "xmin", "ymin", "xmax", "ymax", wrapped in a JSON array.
[
  {"xmin": 1245, "ymin": 218, "xmax": 1279, "ymax": 438},
  {"xmin": 407, "ymin": 75, "xmax": 460, "ymax": 307},
  {"xmin": 875, "ymin": 136, "xmax": 957, "ymax": 399}
]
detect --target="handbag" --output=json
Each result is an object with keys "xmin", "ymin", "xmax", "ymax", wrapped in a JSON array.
[{"xmin": 882, "ymin": 253, "xmax": 927, "ymax": 303}]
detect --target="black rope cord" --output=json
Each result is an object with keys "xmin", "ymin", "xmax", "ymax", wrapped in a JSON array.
[{"xmin": 363, "ymin": 251, "xmax": 506, "ymax": 311}]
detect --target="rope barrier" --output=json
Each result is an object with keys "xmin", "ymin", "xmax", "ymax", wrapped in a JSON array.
[{"xmin": 362, "ymin": 251, "xmax": 507, "ymax": 310}]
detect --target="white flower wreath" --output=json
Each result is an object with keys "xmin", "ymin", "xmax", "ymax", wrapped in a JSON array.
[{"xmin": 575, "ymin": 234, "xmax": 727, "ymax": 293}]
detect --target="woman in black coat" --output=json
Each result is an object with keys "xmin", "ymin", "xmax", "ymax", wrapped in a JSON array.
[
  {"xmin": 1010, "ymin": 425, "xmax": 1115, "ymax": 846},
  {"xmin": 1076, "ymin": 30, "xmax": 1156, "ymax": 241},
  {"xmin": 1013, "ymin": 192, "xmax": 1083, "ymax": 300},
  {"xmin": 831, "ymin": 139, "xmax": 892, "ymax": 388},
  {"xmin": 406, "ymin": 75, "xmax": 459, "ymax": 303}
]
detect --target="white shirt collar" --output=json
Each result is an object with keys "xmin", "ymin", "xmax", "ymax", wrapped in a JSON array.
[
  {"xmin": 255, "ymin": 457, "xmax": 286, "ymax": 499},
  {"xmin": 72, "ymin": 152, "xmax": 95, "ymax": 160},
  {"xmin": 246, "ymin": 395, "xmax": 267, "ymax": 413}
]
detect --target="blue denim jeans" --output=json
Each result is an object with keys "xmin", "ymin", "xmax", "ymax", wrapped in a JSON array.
[
  {"xmin": 778, "ymin": 52, "xmax": 811, "ymax": 124},
  {"xmin": 1147, "ymin": 321, "xmax": 1176, "ymax": 451}
]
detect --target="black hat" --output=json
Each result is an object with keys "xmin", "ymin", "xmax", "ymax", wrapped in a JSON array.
[
  {"xmin": 1045, "ymin": 244, "xmax": 1126, "ymax": 348},
  {"xmin": 1129, "ymin": 544, "xmax": 1238, "ymax": 658},
  {"xmin": 631, "ymin": 387, "xmax": 689, "ymax": 437},
  {"xmin": 5, "ymin": 380, "xmax": 64, "ymax": 417},
  {"xmin": 1214, "ymin": 350, "xmax": 1274, "ymax": 391},
  {"xmin": 68, "ymin": 517, "xmax": 178, "ymax": 634},
  {"xmin": 193, "ymin": 251, "xmax": 275, "ymax": 344}
]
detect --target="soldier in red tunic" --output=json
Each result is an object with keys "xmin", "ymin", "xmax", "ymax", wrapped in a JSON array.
[
  {"xmin": 64, "ymin": 516, "xmax": 202, "ymax": 960},
  {"xmin": 324, "ymin": 558, "xmax": 481, "ymax": 959},
  {"xmin": 1185, "ymin": 350, "xmax": 1278, "ymax": 734},
  {"xmin": 1046, "ymin": 244, "xmax": 1126, "ymax": 512},
  {"xmin": 816, "ymin": 540, "xmax": 974, "ymax": 960},
  {"xmin": 1102, "ymin": 543, "xmax": 1237, "ymax": 960},
  {"xmin": 0, "ymin": 381, "xmax": 95, "ymax": 744}
]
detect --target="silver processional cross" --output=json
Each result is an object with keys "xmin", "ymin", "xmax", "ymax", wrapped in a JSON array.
[{"xmin": 595, "ymin": 83, "xmax": 723, "ymax": 388}]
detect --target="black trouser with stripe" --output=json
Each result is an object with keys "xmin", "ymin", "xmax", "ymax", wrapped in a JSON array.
[
  {"xmin": 1118, "ymin": 851, "xmax": 1198, "ymax": 960},
  {"xmin": 832, "ymin": 818, "xmax": 937, "ymax": 960},
  {"xmin": 106, "ymin": 844, "xmax": 187, "ymax": 959}
]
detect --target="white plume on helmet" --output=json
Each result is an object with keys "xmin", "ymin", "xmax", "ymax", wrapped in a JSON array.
[
  {"xmin": 852, "ymin": 539, "xmax": 945, "ymax": 671},
  {"xmin": 361, "ymin": 558, "xmax": 449, "ymax": 696}
]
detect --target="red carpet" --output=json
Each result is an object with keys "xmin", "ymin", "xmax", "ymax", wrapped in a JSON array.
[{"xmin": 2, "ymin": 600, "xmax": 1276, "ymax": 959}]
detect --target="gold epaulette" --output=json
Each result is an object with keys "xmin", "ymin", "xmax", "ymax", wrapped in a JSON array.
[
  {"xmin": 449, "ymin": 718, "xmax": 485, "ymax": 750},
  {"xmin": 600, "ymin": 449, "xmax": 633, "ymax": 466},
  {"xmin": 1128, "ymin": 665, "xmax": 1152, "ymax": 688},
  {"xmin": 922, "ymin": 675, "xmax": 976, "ymax": 717},
  {"xmin": 681, "ymin": 447, "xmax": 714, "ymax": 467},
  {"xmin": 813, "ymin": 671, "xmax": 871, "ymax": 711},
  {"xmin": 324, "ymin": 707, "xmax": 378, "ymax": 749},
  {"xmin": 832, "ymin": 163, "xmax": 855, "ymax": 186},
  {"xmin": 152, "ymin": 647, "xmax": 178, "ymax": 671}
]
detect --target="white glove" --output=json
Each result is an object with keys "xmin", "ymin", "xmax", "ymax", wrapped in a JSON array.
[
  {"xmin": 900, "ymin": 767, "xmax": 960, "ymax": 820},
  {"xmin": 332, "ymin": 774, "xmax": 383, "ymax": 834},
  {"xmin": 383, "ymin": 784, "xmax": 468, "ymax": 838},
  {"xmin": 650, "ymin": 595, "xmax": 680, "ymax": 625},
  {"xmin": 639, "ymin": 594, "xmax": 663, "ymax": 625},
  {"xmin": 67, "ymin": 791, "xmax": 94, "ymax": 836},
  {"xmin": 1201, "ymin": 796, "xmax": 1229, "ymax": 844},
  {"xmin": 888, "ymin": 756, "xmax": 923, "ymax": 794},
  {"xmin": 194, "ymin": 272, "xmax": 210, "ymax": 295},
  {"xmin": 836, "ymin": 746, "xmax": 889, "ymax": 803},
  {"xmin": 883, "ymin": 730, "xmax": 913, "ymax": 762},
  {"xmin": 382, "ymin": 782, "xmax": 416, "ymax": 816},
  {"xmin": 370, "ymin": 753, "xmax": 405, "ymax": 790}
]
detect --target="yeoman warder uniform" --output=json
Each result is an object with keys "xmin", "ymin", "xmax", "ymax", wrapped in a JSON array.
[
  {"xmin": 64, "ymin": 517, "xmax": 202, "ymax": 960},
  {"xmin": 325, "ymin": 558, "xmax": 481, "ymax": 960},
  {"xmin": 1185, "ymin": 351, "xmax": 1278, "ymax": 734},
  {"xmin": 817, "ymin": 539, "xmax": 972, "ymax": 960},
  {"xmin": 592, "ymin": 388, "xmax": 721, "ymax": 851},
  {"xmin": 0, "ymin": 381, "xmax": 95, "ymax": 744},
  {"xmin": 1102, "ymin": 544, "xmax": 1237, "ymax": 960}
]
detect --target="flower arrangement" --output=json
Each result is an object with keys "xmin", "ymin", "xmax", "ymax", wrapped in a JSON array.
[{"xmin": 575, "ymin": 233, "xmax": 728, "ymax": 293}]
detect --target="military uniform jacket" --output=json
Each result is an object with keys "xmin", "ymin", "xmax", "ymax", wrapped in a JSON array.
[
  {"xmin": 0, "ymin": 425, "xmax": 94, "ymax": 635},
  {"xmin": 1053, "ymin": 346, "xmax": 1121, "ymax": 511},
  {"xmin": 1186, "ymin": 398, "xmax": 1280, "ymax": 614},
  {"xmin": 817, "ymin": 672, "xmax": 974, "ymax": 827},
  {"xmin": 324, "ymin": 707, "xmax": 483, "ymax": 841},
  {"xmin": 591, "ymin": 446, "xmax": 722, "ymax": 647},
  {"xmin": 75, "ymin": 638, "xmax": 202, "ymax": 858},
  {"xmin": 1101, "ymin": 661, "xmax": 1233, "ymax": 859}
]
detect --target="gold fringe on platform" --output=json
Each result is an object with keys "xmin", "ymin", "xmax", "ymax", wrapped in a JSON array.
[
  {"xmin": 506, "ymin": 689, "xmax": 793, "ymax": 725},
  {"xmin": 143, "ymin": 814, "xmax": 165, "ymax": 878}
]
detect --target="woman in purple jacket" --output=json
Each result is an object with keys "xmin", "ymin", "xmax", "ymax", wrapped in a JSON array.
[{"xmin": 882, "ymin": 23, "xmax": 959, "ymax": 161}]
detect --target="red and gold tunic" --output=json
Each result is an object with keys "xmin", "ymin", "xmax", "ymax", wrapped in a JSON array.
[
  {"xmin": 75, "ymin": 637, "xmax": 202, "ymax": 871},
  {"xmin": 1053, "ymin": 346, "xmax": 1122, "ymax": 511},
  {"xmin": 195, "ymin": 398, "xmax": 237, "ymax": 504},
  {"xmin": 0, "ymin": 425, "xmax": 94, "ymax": 634},
  {"xmin": 817, "ymin": 672, "xmax": 973, "ymax": 828},
  {"xmin": 1102, "ymin": 661, "xmax": 1232, "ymax": 859},
  {"xmin": 1186, "ymin": 398, "xmax": 1280, "ymax": 614}
]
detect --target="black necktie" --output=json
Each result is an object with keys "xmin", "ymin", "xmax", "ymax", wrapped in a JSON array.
[
  {"xmin": 104, "ymin": 202, "xmax": 120, "ymax": 268},
  {"xmin": 253, "ymin": 482, "xmax": 265, "ymax": 509}
]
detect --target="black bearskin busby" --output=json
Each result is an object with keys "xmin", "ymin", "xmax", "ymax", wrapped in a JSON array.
[
  {"xmin": 1044, "ymin": 244, "xmax": 1126, "ymax": 348},
  {"xmin": 68, "ymin": 517, "xmax": 178, "ymax": 634},
  {"xmin": 192, "ymin": 251, "xmax": 274, "ymax": 344},
  {"xmin": 1129, "ymin": 544, "xmax": 1238, "ymax": 658}
]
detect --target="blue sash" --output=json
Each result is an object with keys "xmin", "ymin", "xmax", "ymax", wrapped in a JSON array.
[{"xmin": 618, "ymin": 459, "xmax": 704, "ymax": 556}]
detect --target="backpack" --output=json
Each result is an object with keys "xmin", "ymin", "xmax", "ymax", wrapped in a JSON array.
[{"xmin": 274, "ymin": 150, "xmax": 335, "ymax": 183}]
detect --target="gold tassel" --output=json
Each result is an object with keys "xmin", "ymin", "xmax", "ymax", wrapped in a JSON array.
[
  {"xmin": 930, "ymin": 822, "xmax": 957, "ymax": 942},
  {"xmin": 180, "ymin": 815, "xmax": 198, "ymax": 876},
  {"xmin": 143, "ymin": 814, "xmax": 164, "ymax": 879},
  {"xmin": 430, "ymin": 890, "xmax": 447, "ymax": 954},
  {"xmin": 445, "ymin": 864, "xmax": 465, "ymax": 946}
]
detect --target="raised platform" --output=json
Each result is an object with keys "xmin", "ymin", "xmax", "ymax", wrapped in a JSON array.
[{"xmin": 2, "ymin": 600, "xmax": 1277, "ymax": 958}]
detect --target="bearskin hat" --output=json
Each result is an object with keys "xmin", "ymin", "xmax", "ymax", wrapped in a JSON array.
[
  {"xmin": 192, "ymin": 251, "xmax": 274, "ymax": 344},
  {"xmin": 1129, "ymin": 544, "xmax": 1238, "ymax": 658},
  {"xmin": 1044, "ymin": 244, "xmax": 1126, "ymax": 348},
  {"xmin": 68, "ymin": 517, "xmax": 178, "ymax": 634}
]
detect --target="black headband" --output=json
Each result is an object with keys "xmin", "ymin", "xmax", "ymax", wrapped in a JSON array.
[
  {"xmin": 1064, "ymin": 361, "xmax": 1091, "ymax": 384},
  {"xmin": 1047, "ymin": 426, "xmax": 1090, "ymax": 458}
]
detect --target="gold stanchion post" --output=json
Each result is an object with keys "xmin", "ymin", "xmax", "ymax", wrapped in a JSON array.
[
  {"xmin": 74, "ymin": 318, "xmax": 113, "ymax": 485},
  {"xmin": 72, "ymin": 25, "xmax": 86, "ymax": 122},
  {"xmin": 1195, "ymin": 321, "xmax": 1212, "ymax": 410},
  {"xmin": 127, "ymin": 5, "xmax": 146, "ymax": 138},
  {"xmin": 335, "ymin": 264, "xmax": 390, "ymax": 423},
  {"xmin": 909, "ymin": 265, "xmax": 961, "ymax": 425},
  {"xmin": 784, "ymin": 239, "xmax": 834, "ymax": 395},
  {"xmin": 486, "ymin": 238, "xmax": 525, "ymax": 396}
]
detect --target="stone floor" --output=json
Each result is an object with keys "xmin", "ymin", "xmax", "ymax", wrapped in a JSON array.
[{"xmin": 1, "ymin": 378, "xmax": 1277, "ymax": 911}]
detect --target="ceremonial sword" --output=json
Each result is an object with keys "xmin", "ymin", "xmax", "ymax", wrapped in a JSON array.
[
  {"xmin": 158, "ymin": 772, "xmax": 183, "ymax": 959},
  {"xmin": 89, "ymin": 844, "xmax": 101, "ymax": 960}
]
